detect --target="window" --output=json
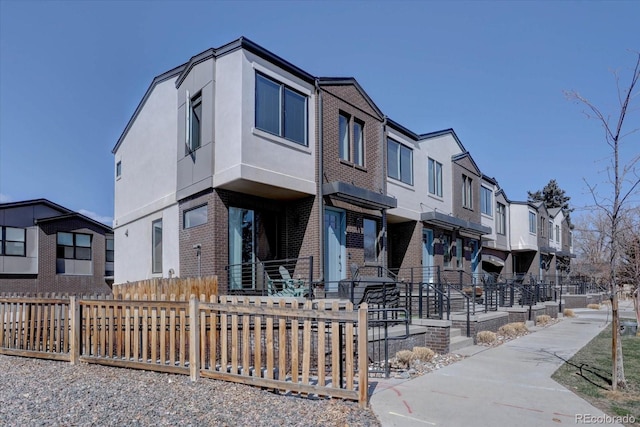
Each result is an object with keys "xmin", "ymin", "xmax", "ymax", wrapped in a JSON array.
[
  {"xmin": 1, "ymin": 227, "xmax": 26, "ymax": 256},
  {"xmin": 363, "ymin": 218, "xmax": 378, "ymax": 262},
  {"xmin": 186, "ymin": 92, "xmax": 202, "ymax": 153},
  {"xmin": 353, "ymin": 120, "xmax": 364, "ymax": 167},
  {"xmin": 555, "ymin": 225, "xmax": 560, "ymax": 243},
  {"xmin": 184, "ymin": 205, "xmax": 208, "ymax": 229},
  {"xmin": 57, "ymin": 232, "xmax": 92, "ymax": 260},
  {"xmin": 116, "ymin": 161, "xmax": 121, "ymax": 178},
  {"xmin": 496, "ymin": 203, "xmax": 506, "ymax": 235},
  {"xmin": 549, "ymin": 220, "xmax": 553, "ymax": 242},
  {"xmin": 442, "ymin": 234, "xmax": 451, "ymax": 268},
  {"xmin": 255, "ymin": 73, "xmax": 307, "ymax": 145},
  {"xmin": 538, "ymin": 216, "xmax": 545, "ymax": 237},
  {"xmin": 428, "ymin": 158, "xmax": 443, "ymax": 197},
  {"xmin": 106, "ymin": 238, "xmax": 114, "ymax": 262},
  {"xmin": 339, "ymin": 113, "xmax": 350, "ymax": 161},
  {"xmin": 529, "ymin": 212, "xmax": 536, "ymax": 234},
  {"xmin": 462, "ymin": 175, "xmax": 473, "ymax": 209},
  {"xmin": 152, "ymin": 220, "xmax": 162, "ymax": 274},
  {"xmin": 456, "ymin": 238, "xmax": 463, "ymax": 269},
  {"xmin": 387, "ymin": 139, "xmax": 413, "ymax": 185},
  {"xmin": 481, "ymin": 186, "xmax": 492, "ymax": 215}
]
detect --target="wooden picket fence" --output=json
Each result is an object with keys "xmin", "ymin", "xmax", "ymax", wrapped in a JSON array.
[
  {"xmin": 112, "ymin": 276, "xmax": 219, "ymax": 300},
  {"xmin": 0, "ymin": 294, "xmax": 368, "ymax": 407}
]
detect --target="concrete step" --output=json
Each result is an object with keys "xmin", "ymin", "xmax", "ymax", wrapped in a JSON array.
[
  {"xmin": 450, "ymin": 327, "xmax": 462, "ymax": 338},
  {"xmin": 449, "ymin": 334, "xmax": 474, "ymax": 352}
]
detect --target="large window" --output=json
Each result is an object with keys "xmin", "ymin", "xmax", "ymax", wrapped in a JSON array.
[
  {"xmin": 462, "ymin": 175, "xmax": 473, "ymax": 209},
  {"xmin": 387, "ymin": 139, "xmax": 413, "ymax": 185},
  {"xmin": 363, "ymin": 218, "xmax": 378, "ymax": 262},
  {"xmin": 497, "ymin": 203, "xmax": 506, "ymax": 235},
  {"xmin": 339, "ymin": 113, "xmax": 364, "ymax": 167},
  {"xmin": 353, "ymin": 120, "xmax": 364, "ymax": 166},
  {"xmin": 529, "ymin": 211, "xmax": 537, "ymax": 234},
  {"xmin": 152, "ymin": 220, "xmax": 162, "ymax": 274},
  {"xmin": 186, "ymin": 92, "xmax": 202, "ymax": 153},
  {"xmin": 428, "ymin": 158, "xmax": 443, "ymax": 197},
  {"xmin": 255, "ymin": 73, "xmax": 307, "ymax": 146},
  {"xmin": 481, "ymin": 186, "xmax": 492, "ymax": 215},
  {"xmin": 57, "ymin": 232, "xmax": 92, "ymax": 260},
  {"xmin": 184, "ymin": 204, "xmax": 208, "ymax": 229},
  {"xmin": 1, "ymin": 227, "xmax": 26, "ymax": 256},
  {"xmin": 339, "ymin": 113, "xmax": 350, "ymax": 161}
]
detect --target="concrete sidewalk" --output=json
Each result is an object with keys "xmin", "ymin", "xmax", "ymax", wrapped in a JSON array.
[{"xmin": 370, "ymin": 303, "xmax": 636, "ymax": 427}]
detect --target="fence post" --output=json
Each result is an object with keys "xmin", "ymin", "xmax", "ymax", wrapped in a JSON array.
[
  {"xmin": 69, "ymin": 296, "xmax": 80, "ymax": 364},
  {"xmin": 189, "ymin": 296, "xmax": 200, "ymax": 382},
  {"xmin": 357, "ymin": 302, "xmax": 369, "ymax": 408}
]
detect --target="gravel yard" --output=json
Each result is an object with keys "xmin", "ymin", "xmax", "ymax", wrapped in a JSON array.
[{"xmin": 0, "ymin": 355, "xmax": 381, "ymax": 427}]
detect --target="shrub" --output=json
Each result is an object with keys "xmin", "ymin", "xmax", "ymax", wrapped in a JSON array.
[
  {"xmin": 412, "ymin": 347, "xmax": 435, "ymax": 362},
  {"xmin": 536, "ymin": 315, "xmax": 552, "ymax": 326},
  {"xmin": 395, "ymin": 350, "xmax": 413, "ymax": 367},
  {"xmin": 497, "ymin": 322, "xmax": 529, "ymax": 338},
  {"xmin": 587, "ymin": 304, "xmax": 601, "ymax": 310},
  {"xmin": 476, "ymin": 331, "xmax": 497, "ymax": 344},
  {"xmin": 563, "ymin": 308, "xmax": 575, "ymax": 317}
]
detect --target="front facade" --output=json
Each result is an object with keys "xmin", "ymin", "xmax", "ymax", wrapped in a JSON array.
[
  {"xmin": 113, "ymin": 37, "xmax": 572, "ymax": 290},
  {"xmin": 0, "ymin": 199, "xmax": 113, "ymax": 294}
]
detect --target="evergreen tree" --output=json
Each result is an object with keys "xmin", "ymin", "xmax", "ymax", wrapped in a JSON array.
[{"xmin": 527, "ymin": 179, "xmax": 574, "ymax": 227}]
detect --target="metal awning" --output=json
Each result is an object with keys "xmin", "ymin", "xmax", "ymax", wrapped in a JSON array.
[
  {"xmin": 482, "ymin": 254, "xmax": 505, "ymax": 267},
  {"xmin": 539, "ymin": 246, "xmax": 556, "ymax": 255},
  {"xmin": 421, "ymin": 211, "xmax": 491, "ymax": 236},
  {"xmin": 323, "ymin": 181, "xmax": 397, "ymax": 210},
  {"xmin": 556, "ymin": 250, "xmax": 576, "ymax": 258}
]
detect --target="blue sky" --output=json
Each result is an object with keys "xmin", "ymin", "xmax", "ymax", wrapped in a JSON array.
[{"xmin": 1, "ymin": 1, "xmax": 638, "ymax": 225}]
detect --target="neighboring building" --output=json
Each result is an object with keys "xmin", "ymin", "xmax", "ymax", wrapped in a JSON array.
[
  {"xmin": 0, "ymin": 199, "xmax": 113, "ymax": 294},
  {"xmin": 113, "ymin": 36, "xmax": 571, "ymax": 290}
]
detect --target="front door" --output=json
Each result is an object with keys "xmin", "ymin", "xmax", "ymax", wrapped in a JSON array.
[
  {"xmin": 422, "ymin": 229, "xmax": 434, "ymax": 283},
  {"xmin": 324, "ymin": 209, "xmax": 345, "ymax": 292}
]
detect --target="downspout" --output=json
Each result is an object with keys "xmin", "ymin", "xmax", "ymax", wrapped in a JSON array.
[
  {"xmin": 381, "ymin": 116, "xmax": 388, "ymax": 269},
  {"xmin": 316, "ymin": 80, "xmax": 324, "ymax": 284}
]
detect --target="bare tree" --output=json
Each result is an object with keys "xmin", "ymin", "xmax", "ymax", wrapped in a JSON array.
[{"xmin": 565, "ymin": 51, "xmax": 640, "ymax": 391}]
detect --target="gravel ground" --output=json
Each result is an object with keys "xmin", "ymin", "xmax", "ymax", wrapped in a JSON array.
[{"xmin": 0, "ymin": 355, "xmax": 381, "ymax": 427}]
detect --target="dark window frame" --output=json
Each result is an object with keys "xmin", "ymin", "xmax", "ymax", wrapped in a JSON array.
[
  {"xmin": 254, "ymin": 72, "xmax": 308, "ymax": 146},
  {"xmin": 57, "ymin": 232, "xmax": 92, "ymax": 261},
  {"xmin": 152, "ymin": 219, "xmax": 163, "ymax": 274},
  {"xmin": 1, "ymin": 226, "xmax": 27, "ymax": 257},
  {"xmin": 387, "ymin": 138, "xmax": 413, "ymax": 185},
  {"xmin": 184, "ymin": 204, "xmax": 208, "ymax": 229}
]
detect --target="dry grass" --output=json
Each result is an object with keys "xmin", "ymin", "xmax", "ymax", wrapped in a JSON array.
[
  {"xmin": 587, "ymin": 303, "xmax": 601, "ymax": 310},
  {"xmin": 563, "ymin": 308, "xmax": 576, "ymax": 317},
  {"xmin": 536, "ymin": 315, "xmax": 552, "ymax": 326},
  {"xmin": 412, "ymin": 347, "xmax": 435, "ymax": 362},
  {"xmin": 395, "ymin": 350, "xmax": 414, "ymax": 367},
  {"xmin": 498, "ymin": 322, "xmax": 530, "ymax": 338},
  {"xmin": 476, "ymin": 331, "xmax": 497, "ymax": 344}
]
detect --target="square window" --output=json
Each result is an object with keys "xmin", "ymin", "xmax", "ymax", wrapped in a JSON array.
[
  {"xmin": 2, "ymin": 227, "xmax": 26, "ymax": 257},
  {"xmin": 255, "ymin": 73, "xmax": 307, "ymax": 146}
]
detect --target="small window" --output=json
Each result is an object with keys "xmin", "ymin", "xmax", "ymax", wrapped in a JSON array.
[
  {"xmin": 57, "ymin": 232, "xmax": 92, "ymax": 260},
  {"xmin": 387, "ymin": 139, "xmax": 413, "ymax": 185},
  {"xmin": 116, "ymin": 161, "xmax": 122, "ymax": 178},
  {"xmin": 255, "ymin": 73, "xmax": 307, "ymax": 146},
  {"xmin": 497, "ymin": 203, "xmax": 506, "ymax": 235},
  {"xmin": 106, "ymin": 238, "xmax": 114, "ymax": 263},
  {"xmin": 442, "ymin": 234, "xmax": 451, "ymax": 268},
  {"xmin": 555, "ymin": 225, "xmax": 560, "ymax": 243},
  {"xmin": 462, "ymin": 175, "xmax": 473, "ymax": 209},
  {"xmin": 481, "ymin": 186, "xmax": 492, "ymax": 216},
  {"xmin": 184, "ymin": 205, "xmax": 208, "ymax": 229},
  {"xmin": 339, "ymin": 113, "xmax": 350, "ymax": 161},
  {"xmin": 529, "ymin": 212, "xmax": 537, "ymax": 234},
  {"xmin": 152, "ymin": 219, "xmax": 162, "ymax": 274},
  {"xmin": 363, "ymin": 218, "xmax": 378, "ymax": 262},
  {"xmin": 2, "ymin": 227, "xmax": 26, "ymax": 257},
  {"xmin": 353, "ymin": 120, "xmax": 364, "ymax": 167},
  {"xmin": 186, "ymin": 93, "xmax": 202, "ymax": 153},
  {"xmin": 428, "ymin": 158, "xmax": 443, "ymax": 197},
  {"xmin": 549, "ymin": 220, "xmax": 553, "ymax": 242}
]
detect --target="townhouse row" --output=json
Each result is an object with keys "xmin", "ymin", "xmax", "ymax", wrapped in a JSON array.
[{"xmin": 112, "ymin": 37, "xmax": 573, "ymax": 293}]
